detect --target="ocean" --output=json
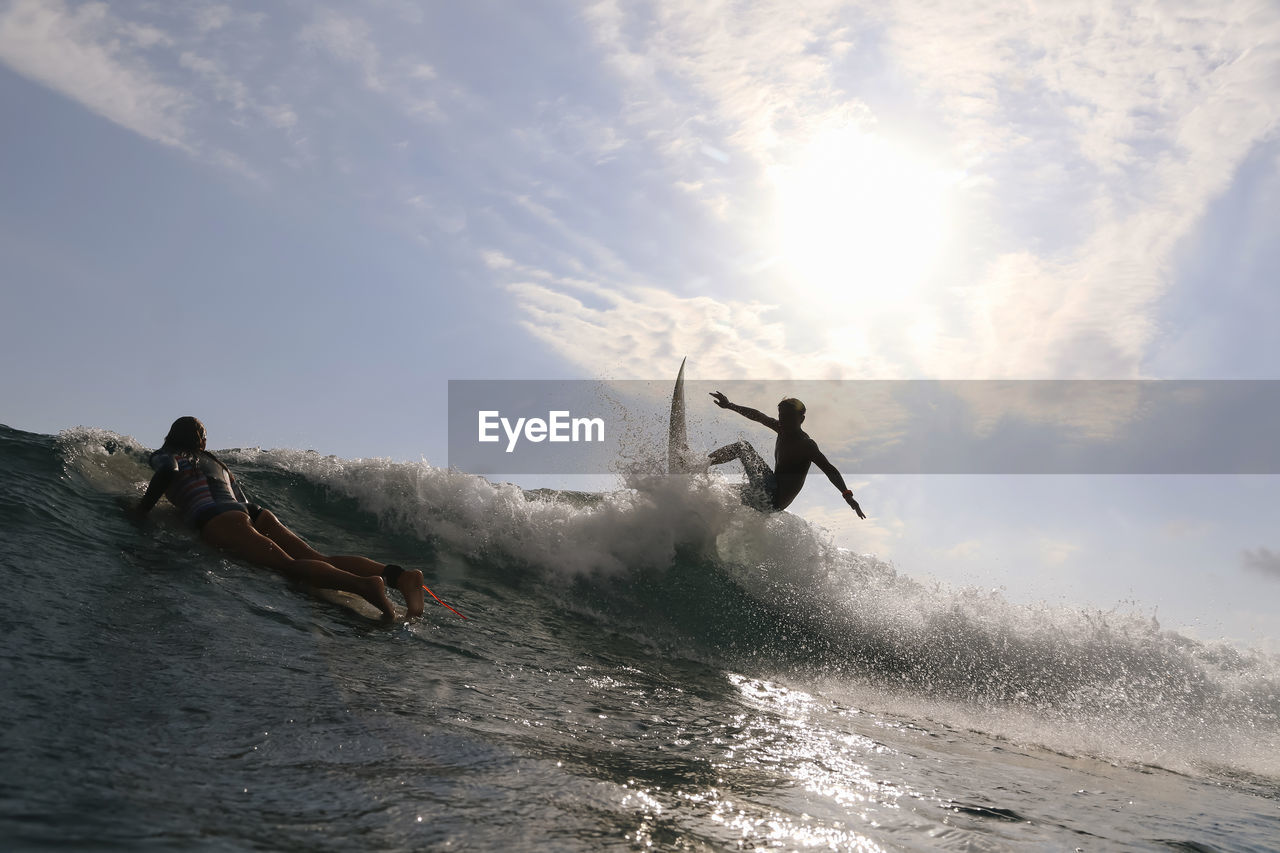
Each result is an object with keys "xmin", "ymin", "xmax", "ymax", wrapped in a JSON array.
[{"xmin": 1, "ymin": 423, "xmax": 1277, "ymax": 851}]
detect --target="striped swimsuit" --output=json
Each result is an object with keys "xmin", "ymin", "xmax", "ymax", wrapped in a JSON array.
[{"xmin": 150, "ymin": 450, "xmax": 254, "ymax": 529}]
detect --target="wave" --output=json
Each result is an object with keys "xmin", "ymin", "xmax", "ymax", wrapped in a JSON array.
[{"xmin": 28, "ymin": 424, "xmax": 1280, "ymax": 778}]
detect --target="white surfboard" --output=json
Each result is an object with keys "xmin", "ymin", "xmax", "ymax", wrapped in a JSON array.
[
  {"xmin": 668, "ymin": 357, "xmax": 690, "ymax": 473},
  {"xmin": 312, "ymin": 587, "xmax": 399, "ymax": 621}
]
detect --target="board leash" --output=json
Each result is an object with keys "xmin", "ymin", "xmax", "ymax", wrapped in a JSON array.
[{"xmin": 423, "ymin": 584, "xmax": 467, "ymax": 619}]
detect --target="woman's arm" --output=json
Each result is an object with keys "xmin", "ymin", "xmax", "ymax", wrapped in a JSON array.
[{"xmin": 133, "ymin": 458, "xmax": 176, "ymax": 518}]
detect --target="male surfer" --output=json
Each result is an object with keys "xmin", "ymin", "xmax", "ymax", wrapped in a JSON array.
[{"xmin": 707, "ymin": 394, "xmax": 866, "ymax": 517}]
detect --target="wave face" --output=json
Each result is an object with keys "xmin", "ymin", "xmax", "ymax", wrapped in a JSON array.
[{"xmin": 21, "ymin": 423, "xmax": 1277, "ymax": 783}]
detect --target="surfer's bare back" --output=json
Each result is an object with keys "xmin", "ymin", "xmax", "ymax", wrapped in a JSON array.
[{"xmin": 707, "ymin": 393, "xmax": 866, "ymax": 518}]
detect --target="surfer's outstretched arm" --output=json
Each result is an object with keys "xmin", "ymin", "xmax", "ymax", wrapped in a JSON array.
[
  {"xmin": 811, "ymin": 446, "xmax": 866, "ymax": 519},
  {"xmin": 709, "ymin": 392, "xmax": 780, "ymax": 431},
  {"xmin": 132, "ymin": 466, "xmax": 174, "ymax": 519}
]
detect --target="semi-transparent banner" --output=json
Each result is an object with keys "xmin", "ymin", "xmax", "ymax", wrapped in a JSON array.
[{"xmin": 447, "ymin": 380, "xmax": 1280, "ymax": 475}]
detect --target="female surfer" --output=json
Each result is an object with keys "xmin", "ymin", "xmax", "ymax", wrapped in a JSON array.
[{"xmin": 131, "ymin": 416, "xmax": 425, "ymax": 620}]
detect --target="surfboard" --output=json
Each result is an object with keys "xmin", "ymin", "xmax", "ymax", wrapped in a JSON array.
[
  {"xmin": 312, "ymin": 587, "xmax": 399, "ymax": 621},
  {"xmin": 668, "ymin": 357, "xmax": 689, "ymax": 473}
]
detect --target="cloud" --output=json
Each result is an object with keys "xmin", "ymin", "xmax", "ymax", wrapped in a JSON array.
[
  {"xmin": 1242, "ymin": 547, "xmax": 1280, "ymax": 580},
  {"xmin": 506, "ymin": 274, "xmax": 794, "ymax": 378},
  {"xmin": 583, "ymin": 0, "xmax": 863, "ymax": 196},
  {"xmin": 193, "ymin": 4, "xmax": 233, "ymax": 33},
  {"xmin": 801, "ymin": 500, "xmax": 904, "ymax": 556},
  {"xmin": 179, "ymin": 50, "xmax": 248, "ymax": 111},
  {"xmin": 0, "ymin": 0, "xmax": 297, "ymax": 168},
  {"xmin": 587, "ymin": 1, "xmax": 856, "ymax": 144},
  {"xmin": 293, "ymin": 10, "xmax": 449, "ymax": 123},
  {"xmin": 944, "ymin": 539, "xmax": 983, "ymax": 560},
  {"xmin": 0, "ymin": 1, "xmax": 455, "ymax": 212},
  {"xmin": 565, "ymin": 0, "xmax": 1280, "ymax": 380},
  {"xmin": 261, "ymin": 103, "xmax": 298, "ymax": 130},
  {"xmin": 881, "ymin": 0, "xmax": 1280, "ymax": 376},
  {"xmin": 299, "ymin": 10, "xmax": 384, "ymax": 91},
  {"xmin": 0, "ymin": 0, "xmax": 190, "ymax": 147},
  {"xmin": 489, "ymin": 239, "xmax": 914, "ymax": 382},
  {"xmin": 1040, "ymin": 538, "xmax": 1080, "ymax": 566},
  {"xmin": 8, "ymin": 0, "xmax": 1273, "ymax": 388}
]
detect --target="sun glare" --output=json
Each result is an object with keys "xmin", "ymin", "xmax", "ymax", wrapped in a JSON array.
[{"xmin": 769, "ymin": 128, "xmax": 956, "ymax": 312}]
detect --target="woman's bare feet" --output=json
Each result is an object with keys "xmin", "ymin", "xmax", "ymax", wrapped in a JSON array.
[
  {"xmin": 356, "ymin": 576, "xmax": 397, "ymax": 620},
  {"xmin": 395, "ymin": 569, "xmax": 426, "ymax": 617}
]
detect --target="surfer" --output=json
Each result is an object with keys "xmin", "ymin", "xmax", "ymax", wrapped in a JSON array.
[
  {"xmin": 130, "ymin": 417, "xmax": 425, "ymax": 619},
  {"xmin": 707, "ymin": 394, "xmax": 866, "ymax": 517}
]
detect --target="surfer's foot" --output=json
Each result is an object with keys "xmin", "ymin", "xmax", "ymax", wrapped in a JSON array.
[
  {"xmin": 356, "ymin": 576, "xmax": 397, "ymax": 620},
  {"xmin": 396, "ymin": 568, "xmax": 426, "ymax": 617}
]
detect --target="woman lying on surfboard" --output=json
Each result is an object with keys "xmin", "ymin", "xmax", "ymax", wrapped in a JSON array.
[{"xmin": 130, "ymin": 416, "xmax": 425, "ymax": 620}]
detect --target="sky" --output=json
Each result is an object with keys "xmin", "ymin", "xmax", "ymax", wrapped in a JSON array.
[{"xmin": 1, "ymin": 0, "xmax": 1278, "ymax": 649}]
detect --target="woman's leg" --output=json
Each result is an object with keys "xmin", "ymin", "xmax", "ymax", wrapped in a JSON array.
[
  {"xmin": 201, "ymin": 511, "xmax": 397, "ymax": 619},
  {"xmin": 251, "ymin": 509, "xmax": 425, "ymax": 617}
]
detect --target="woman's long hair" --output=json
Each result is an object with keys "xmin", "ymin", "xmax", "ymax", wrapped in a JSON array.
[
  {"xmin": 161, "ymin": 416, "xmax": 204, "ymax": 453},
  {"xmin": 158, "ymin": 416, "xmax": 231, "ymax": 473}
]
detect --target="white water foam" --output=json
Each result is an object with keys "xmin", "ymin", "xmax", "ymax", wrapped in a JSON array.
[{"xmin": 57, "ymin": 429, "xmax": 1280, "ymax": 779}]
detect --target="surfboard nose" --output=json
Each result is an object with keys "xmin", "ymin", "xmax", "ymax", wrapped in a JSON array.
[{"xmin": 668, "ymin": 357, "xmax": 689, "ymax": 473}]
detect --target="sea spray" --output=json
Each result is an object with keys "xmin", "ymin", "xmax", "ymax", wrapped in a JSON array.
[
  {"xmin": 54, "ymin": 427, "xmax": 1280, "ymax": 778},
  {"xmin": 3, "ymin": 424, "xmax": 1276, "ymax": 849}
]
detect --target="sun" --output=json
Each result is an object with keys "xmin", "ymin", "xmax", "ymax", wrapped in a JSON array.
[{"xmin": 768, "ymin": 127, "xmax": 957, "ymax": 312}]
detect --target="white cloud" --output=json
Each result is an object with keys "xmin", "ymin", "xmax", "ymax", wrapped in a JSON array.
[
  {"xmin": 482, "ymin": 250, "xmax": 516, "ymax": 270},
  {"xmin": 944, "ymin": 539, "xmax": 983, "ymax": 560},
  {"xmin": 262, "ymin": 103, "xmax": 298, "ymax": 130},
  {"xmin": 294, "ymin": 11, "xmax": 451, "ymax": 124},
  {"xmin": 561, "ymin": 0, "xmax": 1280, "ymax": 381},
  {"xmin": 193, "ymin": 4, "xmax": 233, "ymax": 33},
  {"xmin": 507, "ymin": 273, "xmax": 793, "ymax": 378},
  {"xmin": 584, "ymin": 0, "xmax": 862, "ymax": 185},
  {"xmin": 0, "ymin": 0, "xmax": 300, "ymax": 166},
  {"xmin": 881, "ymin": 0, "xmax": 1280, "ymax": 377},
  {"xmin": 1040, "ymin": 538, "xmax": 1081, "ymax": 566},
  {"xmin": 1242, "ymin": 546, "xmax": 1280, "ymax": 580},
  {"xmin": 299, "ymin": 10, "xmax": 384, "ymax": 92},
  {"xmin": 0, "ymin": 0, "xmax": 189, "ymax": 147},
  {"xmin": 8, "ymin": 0, "xmax": 1271, "ymax": 390},
  {"xmin": 179, "ymin": 50, "xmax": 247, "ymax": 111},
  {"xmin": 499, "ymin": 259, "xmax": 896, "ymax": 381},
  {"xmin": 802, "ymin": 499, "xmax": 904, "ymax": 556}
]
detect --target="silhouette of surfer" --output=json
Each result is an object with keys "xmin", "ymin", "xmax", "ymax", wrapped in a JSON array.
[{"xmin": 707, "ymin": 394, "xmax": 866, "ymax": 517}]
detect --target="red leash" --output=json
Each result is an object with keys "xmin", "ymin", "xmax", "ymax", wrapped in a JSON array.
[{"xmin": 423, "ymin": 584, "xmax": 467, "ymax": 620}]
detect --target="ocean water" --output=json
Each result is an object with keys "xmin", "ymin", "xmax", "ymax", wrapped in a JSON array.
[{"xmin": 1, "ymin": 422, "xmax": 1278, "ymax": 851}]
